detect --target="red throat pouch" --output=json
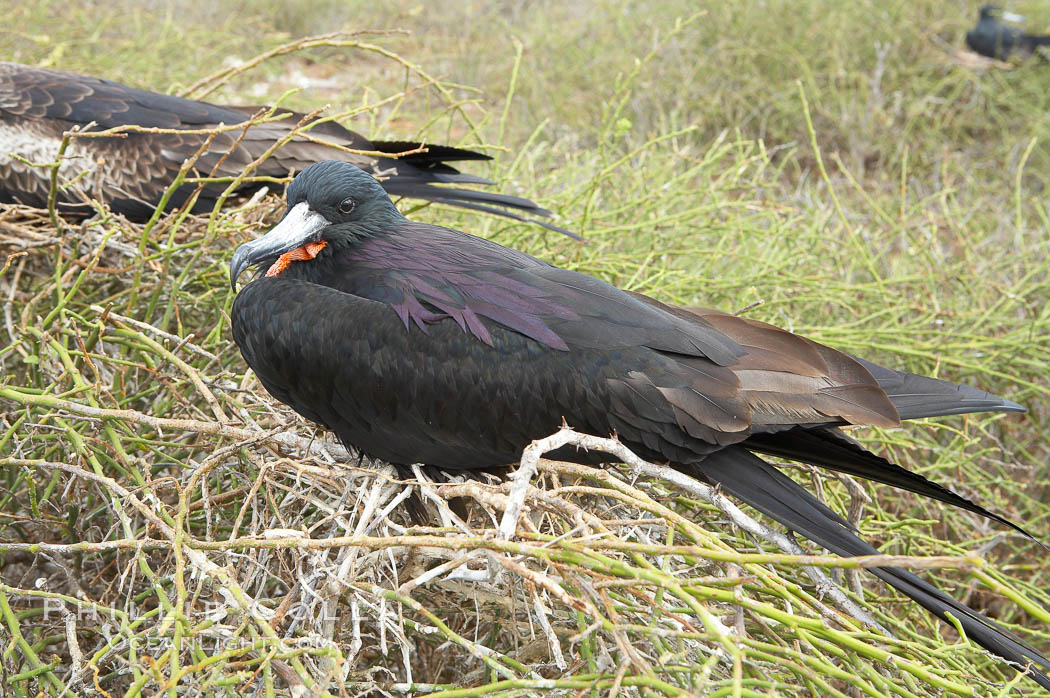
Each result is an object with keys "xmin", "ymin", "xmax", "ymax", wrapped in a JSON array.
[{"xmin": 265, "ymin": 241, "xmax": 329, "ymax": 277}]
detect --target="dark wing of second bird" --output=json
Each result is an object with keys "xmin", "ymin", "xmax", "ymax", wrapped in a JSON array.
[
  {"xmin": 0, "ymin": 62, "xmax": 562, "ymax": 231},
  {"xmin": 232, "ymin": 210, "xmax": 1050, "ymax": 688}
]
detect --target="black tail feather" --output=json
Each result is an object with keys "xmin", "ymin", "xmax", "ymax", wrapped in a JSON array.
[
  {"xmin": 411, "ymin": 195, "xmax": 581, "ymax": 239},
  {"xmin": 694, "ymin": 447, "xmax": 1050, "ymax": 690},
  {"xmin": 382, "ymin": 182, "xmax": 584, "ymax": 240},
  {"xmin": 1022, "ymin": 34, "xmax": 1050, "ymax": 53},
  {"xmin": 426, "ymin": 171, "xmax": 497, "ymax": 186},
  {"xmin": 382, "ymin": 180, "xmax": 550, "ymax": 214},
  {"xmin": 369, "ymin": 142, "xmax": 584, "ymax": 237},
  {"xmin": 853, "ymin": 356, "xmax": 1026, "ymax": 420},
  {"xmin": 371, "ymin": 141, "xmax": 495, "ymax": 181},
  {"xmin": 745, "ymin": 427, "xmax": 1042, "ymax": 544},
  {"xmin": 370, "ymin": 140, "xmax": 494, "ymax": 165}
]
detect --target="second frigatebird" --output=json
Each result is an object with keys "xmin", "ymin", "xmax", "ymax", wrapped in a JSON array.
[
  {"xmin": 230, "ymin": 160, "xmax": 1050, "ymax": 689},
  {"xmin": 0, "ymin": 62, "xmax": 565, "ymax": 232}
]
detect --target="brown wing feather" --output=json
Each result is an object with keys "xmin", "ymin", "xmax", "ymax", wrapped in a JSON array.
[
  {"xmin": 618, "ymin": 292, "xmax": 900, "ymax": 433},
  {"xmin": 681, "ymin": 307, "xmax": 900, "ymax": 428}
]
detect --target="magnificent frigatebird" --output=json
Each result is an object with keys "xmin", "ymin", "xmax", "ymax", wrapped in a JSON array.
[
  {"xmin": 966, "ymin": 5, "xmax": 1050, "ymax": 61},
  {"xmin": 0, "ymin": 62, "xmax": 564, "ymax": 232},
  {"xmin": 230, "ymin": 161, "xmax": 1050, "ymax": 688}
]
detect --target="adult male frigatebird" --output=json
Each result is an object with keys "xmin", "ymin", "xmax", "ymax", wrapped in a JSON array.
[
  {"xmin": 0, "ymin": 62, "xmax": 562, "ymax": 231},
  {"xmin": 230, "ymin": 161, "xmax": 1050, "ymax": 689},
  {"xmin": 966, "ymin": 5, "xmax": 1050, "ymax": 61}
]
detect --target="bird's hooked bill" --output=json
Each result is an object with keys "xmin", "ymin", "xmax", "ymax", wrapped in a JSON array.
[
  {"xmin": 1001, "ymin": 9, "xmax": 1025, "ymax": 23},
  {"xmin": 230, "ymin": 202, "xmax": 330, "ymax": 289}
]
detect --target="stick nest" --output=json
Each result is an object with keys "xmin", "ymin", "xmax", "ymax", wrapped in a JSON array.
[{"xmin": 1, "ymin": 37, "xmax": 1048, "ymax": 698}]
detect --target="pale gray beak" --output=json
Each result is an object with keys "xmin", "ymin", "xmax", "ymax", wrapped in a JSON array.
[
  {"xmin": 230, "ymin": 202, "xmax": 330, "ymax": 289},
  {"xmin": 1001, "ymin": 10, "xmax": 1025, "ymax": 23}
]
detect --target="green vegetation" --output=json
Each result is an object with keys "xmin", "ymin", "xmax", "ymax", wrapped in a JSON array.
[{"xmin": 1, "ymin": 1, "xmax": 1049, "ymax": 695}]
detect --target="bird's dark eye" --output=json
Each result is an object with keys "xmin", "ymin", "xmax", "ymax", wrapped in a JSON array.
[{"xmin": 338, "ymin": 197, "xmax": 356, "ymax": 214}]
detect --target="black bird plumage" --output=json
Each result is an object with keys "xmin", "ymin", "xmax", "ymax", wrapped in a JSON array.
[
  {"xmin": 966, "ymin": 5, "xmax": 1050, "ymax": 61},
  {"xmin": 0, "ymin": 62, "xmax": 567, "ymax": 233},
  {"xmin": 231, "ymin": 161, "xmax": 1050, "ymax": 689}
]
